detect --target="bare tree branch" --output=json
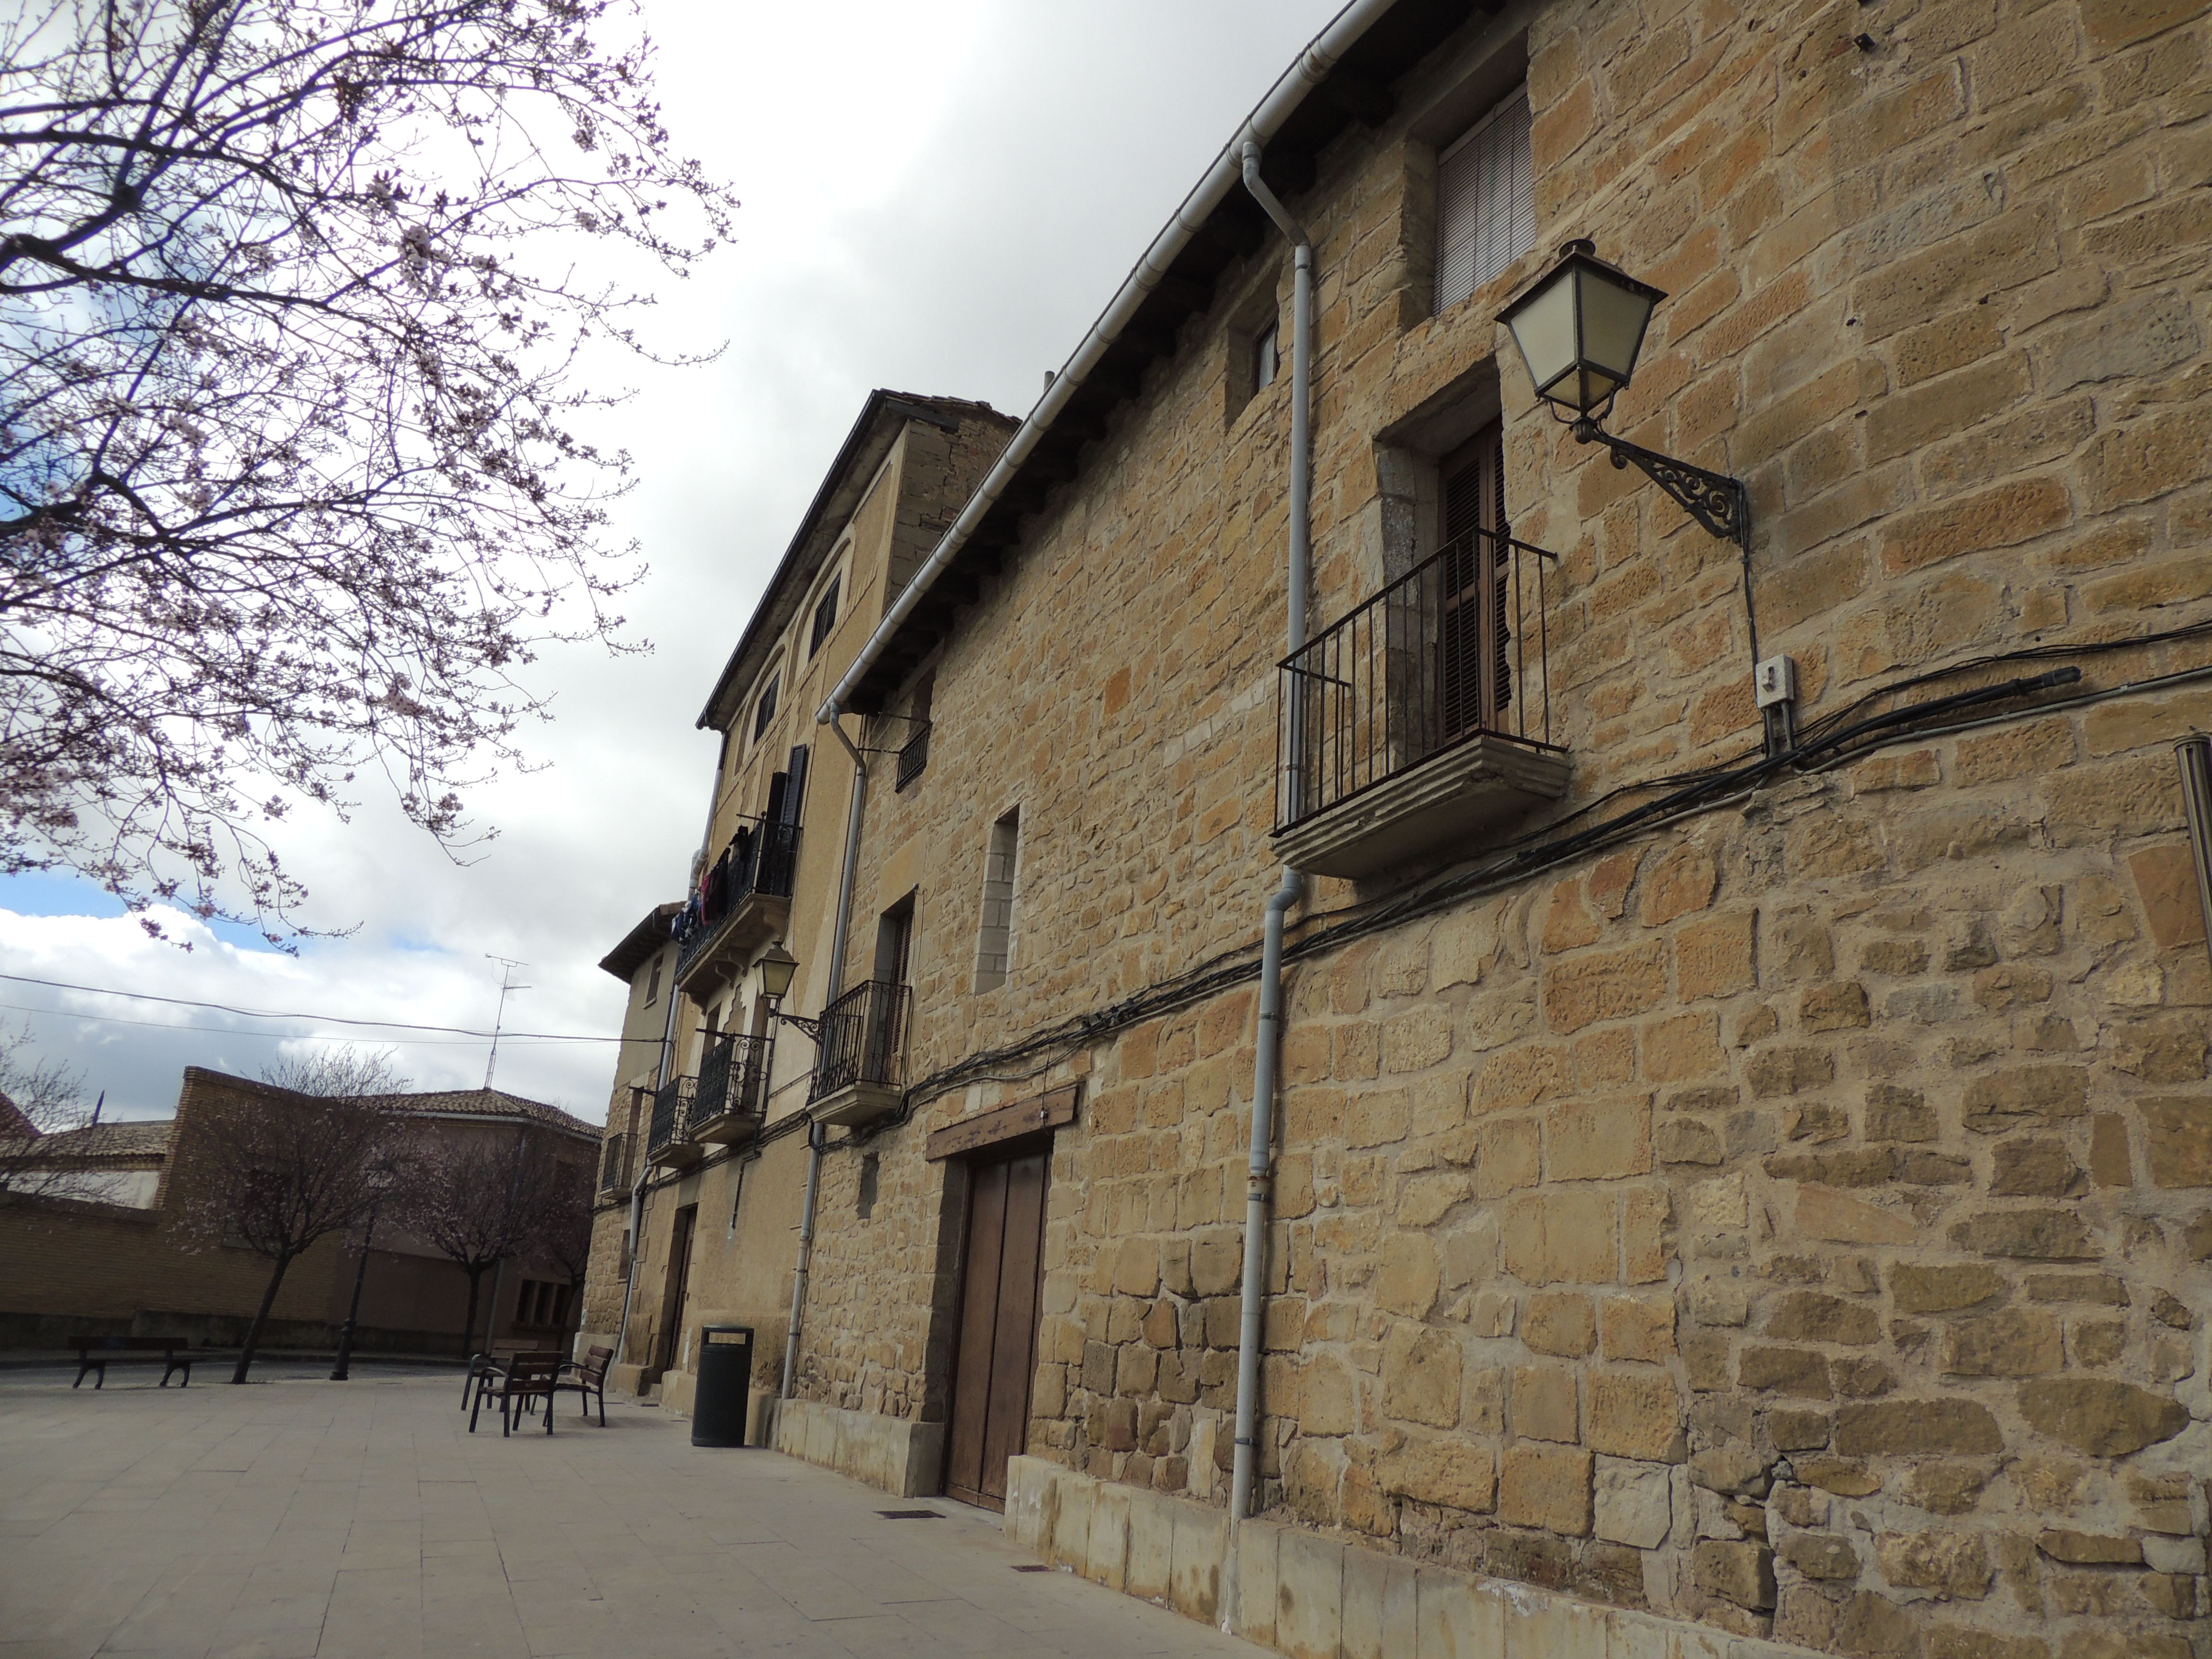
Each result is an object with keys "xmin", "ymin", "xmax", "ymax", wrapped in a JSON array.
[{"xmin": 0, "ymin": 0, "xmax": 737, "ymax": 941}]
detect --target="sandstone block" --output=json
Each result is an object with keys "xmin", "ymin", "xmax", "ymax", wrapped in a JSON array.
[
  {"xmin": 1834, "ymin": 1398, "xmax": 2004, "ymax": 1456},
  {"xmin": 1639, "ymin": 841, "xmax": 1718, "ymax": 926},
  {"xmin": 1381, "ymin": 1321, "xmax": 1460, "ymax": 1429},
  {"xmin": 1801, "ymin": 981, "xmax": 1872, "ymax": 1031},
  {"xmin": 1512, "ymin": 1364, "xmax": 1581, "ymax": 1443},
  {"xmin": 1373, "ymin": 1233, "xmax": 1439, "ymax": 1318},
  {"xmin": 2017, "ymin": 1377, "xmax": 2188, "ymax": 1456},
  {"xmin": 1960, "ymin": 1064, "xmax": 2089, "ymax": 1128},
  {"xmin": 1544, "ymin": 1094, "xmax": 1652, "ymax": 1180},
  {"xmin": 1888, "ymin": 1262, "xmax": 2005, "ymax": 1314},
  {"xmin": 1601, "ymin": 1296, "xmax": 1676, "ymax": 1363},
  {"xmin": 1948, "ymin": 1208, "xmax": 2095, "ymax": 1260},
  {"xmin": 1941, "ymin": 1309, "xmax": 2064, "ymax": 1378},
  {"xmin": 1378, "ymin": 1437, "xmax": 1495, "ymax": 1514},
  {"xmin": 1797, "ymin": 1184, "xmax": 1916, "ymax": 1245},
  {"xmin": 2141, "ymin": 1096, "xmax": 2212, "ymax": 1188},
  {"xmin": 1501, "ymin": 1188, "xmax": 1618, "ymax": 1285},
  {"xmin": 1542, "ymin": 942, "xmax": 1668, "ymax": 1034},
  {"xmin": 1766, "ymin": 1291, "xmax": 1881, "ymax": 1346},
  {"xmin": 1524, "ymin": 1290, "xmax": 1596, "ymax": 1357},
  {"xmin": 1114, "ymin": 1237, "xmax": 1161, "ymax": 1297},
  {"xmin": 1837, "ymin": 1590, "xmax": 1924, "ymax": 1657},
  {"xmin": 1593, "ymin": 1457, "xmax": 1672, "ymax": 1548},
  {"xmin": 1866, "ymin": 1083, "xmax": 1937, "ymax": 1142},
  {"xmin": 1498, "ymin": 1443, "xmax": 1593, "ymax": 1536},
  {"xmin": 1693, "ymin": 1539, "xmax": 1776, "ymax": 1611},
  {"xmin": 1738, "ymin": 1344, "xmax": 1833, "ymax": 1399},
  {"xmin": 1587, "ymin": 1369, "xmax": 1685, "ymax": 1461},
  {"xmin": 1747, "ymin": 1045, "xmax": 1836, "ymax": 1097},
  {"xmin": 1780, "ymin": 1531, "xmax": 1862, "ymax": 1584},
  {"xmin": 1877, "ymin": 1529, "xmax": 1993, "ymax": 1598},
  {"xmin": 2036, "ymin": 1528, "xmax": 2142, "ymax": 1564},
  {"xmin": 1989, "ymin": 1138, "xmax": 2082, "ymax": 1197},
  {"xmin": 1677, "ymin": 911, "xmax": 1757, "ymax": 1001}
]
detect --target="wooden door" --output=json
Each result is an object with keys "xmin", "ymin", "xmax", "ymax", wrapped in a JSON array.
[
  {"xmin": 1437, "ymin": 421, "xmax": 1511, "ymax": 742},
  {"xmin": 656, "ymin": 1203, "xmax": 697, "ymax": 1377},
  {"xmin": 944, "ymin": 1148, "xmax": 1049, "ymax": 1510}
]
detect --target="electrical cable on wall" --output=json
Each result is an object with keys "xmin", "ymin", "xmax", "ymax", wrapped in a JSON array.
[{"xmin": 615, "ymin": 616, "xmax": 2212, "ymax": 1200}]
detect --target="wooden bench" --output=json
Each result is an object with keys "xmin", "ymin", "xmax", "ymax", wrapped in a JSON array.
[
  {"xmin": 553, "ymin": 1345, "xmax": 614, "ymax": 1427},
  {"xmin": 73, "ymin": 1337, "xmax": 200, "ymax": 1389}
]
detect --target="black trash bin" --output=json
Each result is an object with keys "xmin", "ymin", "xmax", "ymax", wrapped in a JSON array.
[{"xmin": 691, "ymin": 1324, "xmax": 756, "ymax": 1448}]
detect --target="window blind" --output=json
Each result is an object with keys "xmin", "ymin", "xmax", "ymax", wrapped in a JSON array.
[{"xmin": 1434, "ymin": 89, "xmax": 1535, "ymax": 314}]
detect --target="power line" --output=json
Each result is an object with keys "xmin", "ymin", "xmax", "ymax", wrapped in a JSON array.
[
  {"xmin": 0, "ymin": 971, "xmax": 626, "ymax": 1042},
  {"xmin": 0, "ymin": 999, "xmax": 604, "ymax": 1046}
]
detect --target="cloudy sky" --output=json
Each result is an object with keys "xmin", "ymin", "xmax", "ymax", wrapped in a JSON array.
[{"xmin": 0, "ymin": 0, "xmax": 1348, "ymax": 1125}]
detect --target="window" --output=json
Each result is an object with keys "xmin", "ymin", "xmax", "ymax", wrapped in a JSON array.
[
  {"xmin": 753, "ymin": 674, "xmax": 779, "ymax": 741},
  {"xmin": 1434, "ymin": 89, "xmax": 1534, "ymax": 314},
  {"xmin": 808, "ymin": 573, "xmax": 842, "ymax": 659},
  {"xmin": 1252, "ymin": 321, "xmax": 1280, "ymax": 395},
  {"xmin": 974, "ymin": 809, "xmax": 1019, "ymax": 992},
  {"xmin": 876, "ymin": 893, "xmax": 914, "ymax": 986},
  {"xmin": 857, "ymin": 1152, "xmax": 879, "ymax": 1220},
  {"xmin": 644, "ymin": 954, "xmax": 662, "ymax": 1007}
]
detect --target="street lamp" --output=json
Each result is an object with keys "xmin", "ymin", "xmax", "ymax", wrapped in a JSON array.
[
  {"xmin": 756, "ymin": 940, "xmax": 799, "ymax": 1001},
  {"xmin": 1500, "ymin": 239, "xmax": 1751, "ymax": 550},
  {"xmin": 754, "ymin": 941, "xmax": 819, "ymax": 1041}
]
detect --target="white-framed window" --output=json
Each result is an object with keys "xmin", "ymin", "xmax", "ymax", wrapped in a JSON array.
[{"xmin": 1435, "ymin": 88, "xmax": 1534, "ymax": 315}]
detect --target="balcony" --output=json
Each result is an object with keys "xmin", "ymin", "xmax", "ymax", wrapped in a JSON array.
[
  {"xmin": 895, "ymin": 722, "xmax": 930, "ymax": 792},
  {"xmin": 808, "ymin": 979, "xmax": 912, "ymax": 1128},
  {"xmin": 598, "ymin": 1131, "xmax": 629, "ymax": 1195},
  {"xmin": 646, "ymin": 1077, "xmax": 703, "ymax": 1169},
  {"xmin": 690, "ymin": 1031, "xmax": 772, "ymax": 1145},
  {"xmin": 1274, "ymin": 528, "xmax": 1569, "ymax": 879},
  {"xmin": 674, "ymin": 819, "xmax": 800, "ymax": 1000}
]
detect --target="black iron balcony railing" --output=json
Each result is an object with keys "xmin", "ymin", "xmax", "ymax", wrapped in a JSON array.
[
  {"xmin": 696, "ymin": 1030, "xmax": 771, "ymax": 1127},
  {"xmin": 1277, "ymin": 527, "xmax": 1560, "ymax": 830},
  {"xmin": 808, "ymin": 979, "xmax": 912, "ymax": 1103},
  {"xmin": 599, "ymin": 1131, "xmax": 628, "ymax": 1194},
  {"xmin": 647, "ymin": 1076, "xmax": 696, "ymax": 1152},
  {"xmin": 675, "ymin": 818, "xmax": 801, "ymax": 977},
  {"xmin": 895, "ymin": 722, "xmax": 931, "ymax": 792}
]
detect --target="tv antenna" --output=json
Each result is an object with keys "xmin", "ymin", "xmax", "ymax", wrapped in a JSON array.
[{"xmin": 483, "ymin": 955, "xmax": 531, "ymax": 1090}]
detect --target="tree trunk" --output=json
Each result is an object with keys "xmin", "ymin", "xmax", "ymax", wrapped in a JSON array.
[
  {"xmin": 232, "ymin": 1251, "xmax": 294, "ymax": 1383},
  {"xmin": 459, "ymin": 1263, "xmax": 487, "ymax": 1360}
]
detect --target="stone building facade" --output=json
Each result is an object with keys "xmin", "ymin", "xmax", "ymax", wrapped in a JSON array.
[
  {"xmin": 577, "ymin": 393, "xmax": 1018, "ymax": 1416},
  {"xmin": 715, "ymin": 0, "xmax": 2212, "ymax": 1655}
]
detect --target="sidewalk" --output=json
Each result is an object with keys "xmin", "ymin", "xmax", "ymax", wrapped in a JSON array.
[{"xmin": 0, "ymin": 1367, "xmax": 1263, "ymax": 1659}]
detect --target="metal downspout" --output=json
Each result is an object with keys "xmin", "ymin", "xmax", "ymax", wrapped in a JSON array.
[
  {"xmin": 782, "ymin": 715, "xmax": 868, "ymax": 1402},
  {"xmin": 1230, "ymin": 141, "xmax": 1311, "ymax": 1531},
  {"xmin": 613, "ymin": 970, "xmax": 685, "ymax": 1370}
]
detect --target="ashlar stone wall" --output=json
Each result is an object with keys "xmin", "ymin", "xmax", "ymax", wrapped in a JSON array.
[{"xmin": 779, "ymin": 0, "xmax": 2212, "ymax": 1652}]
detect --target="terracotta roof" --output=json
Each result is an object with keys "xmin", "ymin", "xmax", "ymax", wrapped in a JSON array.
[
  {"xmin": 361, "ymin": 1088, "xmax": 600, "ymax": 1141},
  {"xmin": 3, "ymin": 1120, "xmax": 174, "ymax": 1161}
]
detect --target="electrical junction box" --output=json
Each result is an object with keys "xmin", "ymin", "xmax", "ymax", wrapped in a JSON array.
[{"xmin": 1755, "ymin": 654, "xmax": 1797, "ymax": 709}]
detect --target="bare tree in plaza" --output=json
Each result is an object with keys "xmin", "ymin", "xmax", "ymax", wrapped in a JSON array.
[
  {"xmin": 0, "ymin": 0, "xmax": 737, "ymax": 939},
  {"xmin": 178, "ymin": 1083, "xmax": 398, "ymax": 1382},
  {"xmin": 395, "ymin": 1123, "xmax": 565, "ymax": 1356}
]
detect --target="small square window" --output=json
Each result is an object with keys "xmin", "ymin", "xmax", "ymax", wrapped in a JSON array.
[{"xmin": 1253, "ymin": 321, "xmax": 1280, "ymax": 396}]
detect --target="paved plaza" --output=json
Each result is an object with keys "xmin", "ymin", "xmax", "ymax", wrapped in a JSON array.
[{"xmin": 0, "ymin": 1362, "xmax": 1263, "ymax": 1659}]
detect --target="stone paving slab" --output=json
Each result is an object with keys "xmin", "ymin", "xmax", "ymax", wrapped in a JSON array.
[{"xmin": 0, "ymin": 1366, "xmax": 1263, "ymax": 1659}]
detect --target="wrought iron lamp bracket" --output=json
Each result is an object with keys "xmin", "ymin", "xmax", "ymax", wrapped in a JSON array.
[
  {"xmin": 1571, "ymin": 417, "xmax": 1749, "ymax": 549},
  {"xmin": 771, "ymin": 1008, "xmax": 822, "ymax": 1043}
]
